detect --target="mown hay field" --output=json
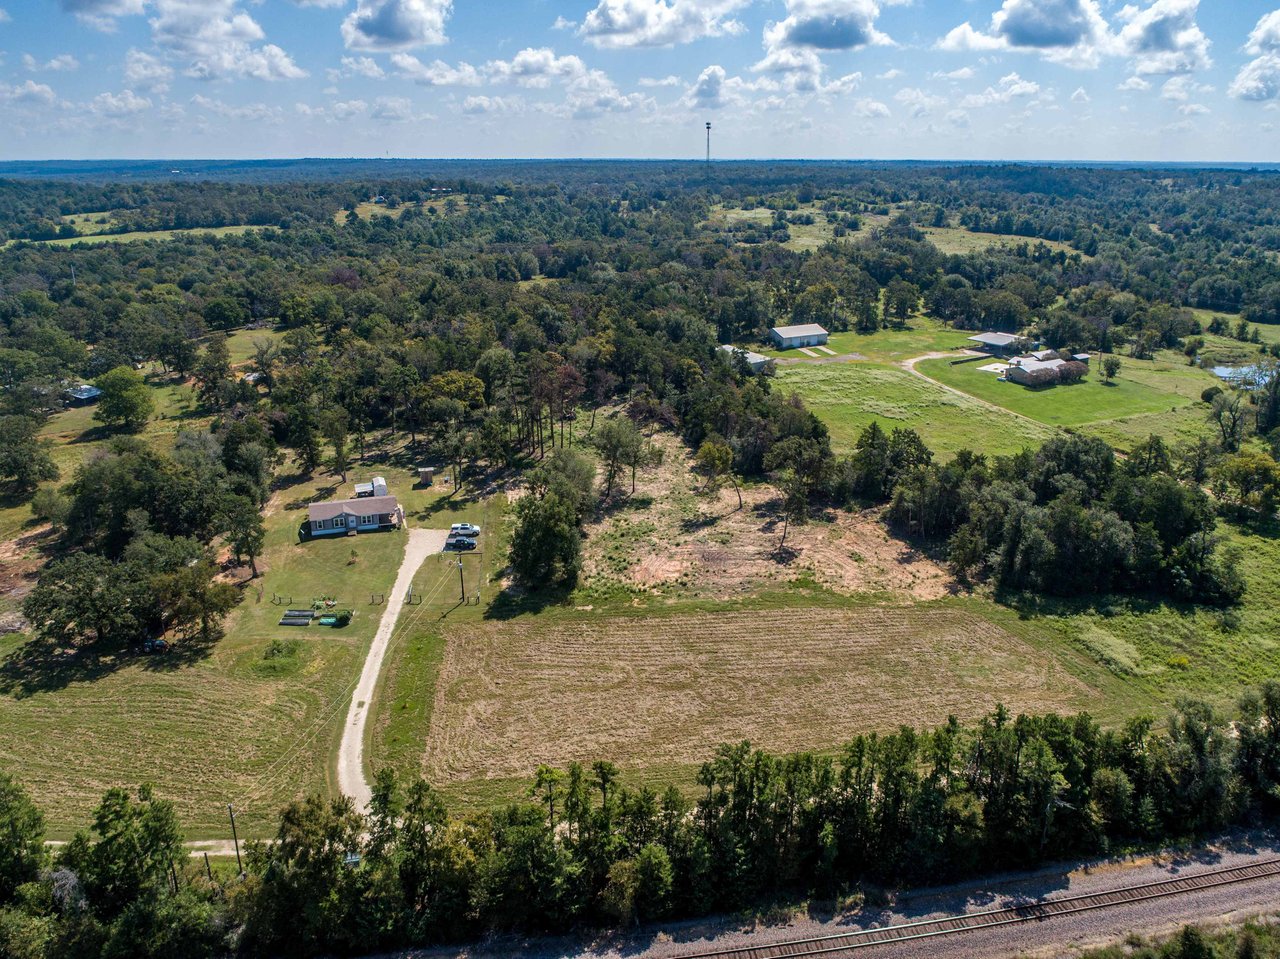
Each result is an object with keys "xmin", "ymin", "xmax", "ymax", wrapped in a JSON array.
[
  {"xmin": 775, "ymin": 362, "xmax": 1053, "ymax": 458},
  {"xmin": 419, "ymin": 605, "xmax": 1098, "ymax": 799}
]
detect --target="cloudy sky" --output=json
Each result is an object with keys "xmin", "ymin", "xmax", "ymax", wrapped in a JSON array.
[{"xmin": 0, "ymin": 0, "xmax": 1278, "ymax": 161}]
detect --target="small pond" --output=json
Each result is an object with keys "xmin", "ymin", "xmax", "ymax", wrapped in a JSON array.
[{"xmin": 1212, "ymin": 364, "xmax": 1273, "ymax": 385}]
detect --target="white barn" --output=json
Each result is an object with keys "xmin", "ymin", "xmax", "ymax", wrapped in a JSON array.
[
  {"xmin": 770, "ymin": 324, "xmax": 829, "ymax": 349},
  {"xmin": 718, "ymin": 344, "xmax": 770, "ymax": 372}
]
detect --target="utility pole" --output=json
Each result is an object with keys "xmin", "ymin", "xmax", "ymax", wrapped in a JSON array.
[
  {"xmin": 227, "ymin": 803, "xmax": 243, "ymax": 877},
  {"xmin": 457, "ymin": 558, "xmax": 466, "ymax": 603},
  {"xmin": 705, "ymin": 121, "xmax": 711, "ymax": 165}
]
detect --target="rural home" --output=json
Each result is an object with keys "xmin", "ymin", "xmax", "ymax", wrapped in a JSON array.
[
  {"xmin": 64, "ymin": 384, "xmax": 102, "ymax": 405},
  {"xmin": 770, "ymin": 324, "xmax": 829, "ymax": 350},
  {"xmin": 306, "ymin": 492, "xmax": 403, "ymax": 538},
  {"xmin": 1006, "ymin": 356, "xmax": 1067, "ymax": 386},
  {"xmin": 967, "ymin": 332, "xmax": 1023, "ymax": 357},
  {"xmin": 718, "ymin": 344, "xmax": 770, "ymax": 372}
]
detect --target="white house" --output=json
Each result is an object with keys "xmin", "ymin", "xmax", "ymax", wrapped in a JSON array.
[
  {"xmin": 718, "ymin": 344, "xmax": 770, "ymax": 372},
  {"xmin": 770, "ymin": 324, "xmax": 829, "ymax": 349}
]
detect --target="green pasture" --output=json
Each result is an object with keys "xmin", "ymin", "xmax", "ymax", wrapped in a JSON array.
[
  {"xmin": 775, "ymin": 362, "xmax": 1053, "ymax": 458},
  {"xmin": 915, "ymin": 357, "xmax": 1197, "ymax": 428},
  {"xmin": 29, "ymin": 225, "xmax": 261, "ymax": 247}
]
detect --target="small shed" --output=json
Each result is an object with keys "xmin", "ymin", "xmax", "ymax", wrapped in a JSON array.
[
  {"xmin": 417, "ymin": 467, "xmax": 434, "ymax": 486},
  {"xmin": 770, "ymin": 324, "xmax": 829, "ymax": 350}
]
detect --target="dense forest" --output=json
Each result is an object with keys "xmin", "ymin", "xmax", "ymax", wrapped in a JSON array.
[{"xmin": 3, "ymin": 162, "xmax": 1280, "ymax": 956}]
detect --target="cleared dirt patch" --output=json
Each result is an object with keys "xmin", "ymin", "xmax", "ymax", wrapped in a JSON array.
[
  {"xmin": 582, "ymin": 433, "xmax": 952, "ymax": 601},
  {"xmin": 421, "ymin": 606, "xmax": 1092, "ymax": 785}
]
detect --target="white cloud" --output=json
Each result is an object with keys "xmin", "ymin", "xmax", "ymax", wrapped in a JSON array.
[
  {"xmin": 124, "ymin": 49, "xmax": 173, "ymax": 90},
  {"xmin": 485, "ymin": 48, "xmax": 586, "ymax": 87},
  {"xmin": 1071, "ymin": 86, "xmax": 1090, "ymax": 102},
  {"xmin": 59, "ymin": 0, "xmax": 146, "ymax": 31},
  {"xmin": 1231, "ymin": 52, "xmax": 1280, "ymax": 102},
  {"xmin": 959, "ymin": 70, "xmax": 1040, "ymax": 107},
  {"xmin": 1159, "ymin": 74, "xmax": 1210, "ymax": 102},
  {"xmin": 328, "ymin": 56, "xmax": 386, "ymax": 80},
  {"xmin": 391, "ymin": 52, "xmax": 480, "ymax": 85},
  {"xmin": 561, "ymin": 68, "xmax": 653, "ymax": 116},
  {"xmin": 894, "ymin": 86, "xmax": 943, "ymax": 117},
  {"xmin": 1245, "ymin": 10, "xmax": 1280, "ymax": 55},
  {"xmin": 23, "ymin": 53, "xmax": 80, "ymax": 72},
  {"xmin": 1231, "ymin": 11, "xmax": 1280, "ymax": 102},
  {"xmin": 938, "ymin": 0, "xmax": 1110, "ymax": 68},
  {"xmin": 934, "ymin": 66, "xmax": 974, "ymax": 80},
  {"xmin": 849, "ymin": 96, "xmax": 890, "ymax": 117},
  {"xmin": 371, "ymin": 95, "xmax": 414, "ymax": 120},
  {"xmin": 0, "ymin": 8, "xmax": 10, "ymax": 22},
  {"xmin": 1117, "ymin": 75, "xmax": 1150, "ymax": 90},
  {"xmin": 0, "ymin": 79, "xmax": 58, "ymax": 104},
  {"xmin": 1115, "ymin": 0, "xmax": 1210, "ymax": 76},
  {"xmin": 876, "ymin": 68, "xmax": 903, "ymax": 80},
  {"xmin": 578, "ymin": 0, "xmax": 748, "ymax": 49},
  {"xmin": 947, "ymin": 107, "xmax": 970, "ymax": 127},
  {"xmin": 341, "ymin": 0, "xmax": 452, "ymax": 51},
  {"xmin": 638, "ymin": 74, "xmax": 682, "ymax": 86},
  {"xmin": 90, "ymin": 88, "xmax": 151, "ymax": 116},
  {"xmin": 462, "ymin": 94, "xmax": 523, "ymax": 114},
  {"xmin": 552, "ymin": 15, "xmax": 574, "ymax": 30},
  {"xmin": 293, "ymin": 0, "xmax": 345, "ymax": 7},
  {"xmin": 190, "ymin": 93, "xmax": 282, "ymax": 121},
  {"xmin": 764, "ymin": 0, "xmax": 892, "ymax": 54},
  {"xmin": 148, "ymin": 0, "xmax": 307, "ymax": 81}
]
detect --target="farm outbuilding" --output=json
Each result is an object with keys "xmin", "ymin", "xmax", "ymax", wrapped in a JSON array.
[
  {"xmin": 770, "ymin": 324, "xmax": 829, "ymax": 350},
  {"xmin": 967, "ymin": 332, "xmax": 1023, "ymax": 357},
  {"xmin": 718, "ymin": 344, "xmax": 770, "ymax": 372}
]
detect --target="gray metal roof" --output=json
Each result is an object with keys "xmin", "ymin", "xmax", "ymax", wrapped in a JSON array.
[
  {"xmin": 65, "ymin": 384, "xmax": 102, "ymax": 400},
  {"xmin": 308, "ymin": 495, "xmax": 398, "ymax": 522},
  {"xmin": 771, "ymin": 324, "xmax": 828, "ymax": 338},
  {"xmin": 968, "ymin": 332, "xmax": 1020, "ymax": 347}
]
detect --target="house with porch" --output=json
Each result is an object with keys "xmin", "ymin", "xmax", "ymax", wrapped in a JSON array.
[{"xmin": 306, "ymin": 492, "xmax": 403, "ymax": 538}]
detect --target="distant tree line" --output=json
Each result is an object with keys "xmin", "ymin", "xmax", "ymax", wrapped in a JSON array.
[{"xmin": 5, "ymin": 684, "xmax": 1280, "ymax": 957}]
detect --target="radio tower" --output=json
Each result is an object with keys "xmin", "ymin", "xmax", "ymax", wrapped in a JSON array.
[{"xmin": 705, "ymin": 121, "xmax": 711, "ymax": 165}]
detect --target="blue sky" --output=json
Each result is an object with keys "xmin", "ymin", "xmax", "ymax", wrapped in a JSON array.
[{"xmin": 0, "ymin": 0, "xmax": 1278, "ymax": 161}]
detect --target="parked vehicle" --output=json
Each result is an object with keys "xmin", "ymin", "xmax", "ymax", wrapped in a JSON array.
[
  {"xmin": 450, "ymin": 523, "xmax": 481, "ymax": 537},
  {"xmin": 445, "ymin": 536, "xmax": 477, "ymax": 551},
  {"xmin": 142, "ymin": 639, "xmax": 169, "ymax": 653}
]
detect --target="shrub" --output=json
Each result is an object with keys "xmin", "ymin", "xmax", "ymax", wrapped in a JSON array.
[
  {"xmin": 1201, "ymin": 385, "xmax": 1224, "ymax": 404},
  {"xmin": 334, "ymin": 610, "xmax": 352, "ymax": 627}
]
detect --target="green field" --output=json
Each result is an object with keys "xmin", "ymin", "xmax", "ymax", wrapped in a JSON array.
[
  {"xmin": 915, "ymin": 357, "xmax": 1197, "ymax": 427},
  {"xmin": 225, "ymin": 327, "xmax": 286, "ymax": 366},
  {"xmin": 0, "ymin": 420, "xmax": 471, "ymax": 837},
  {"xmin": 922, "ymin": 226, "xmax": 1080, "ymax": 257},
  {"xmin": 27, "ymin": 225, "xmax": 262, "ymax": 247},
  {"xmin": 775, "ymin": 362, "xmax": 1054, "ymax": 458},
  {"xmin": 702, "ymin": 203, "xmax": 839, "ymax": 252}
]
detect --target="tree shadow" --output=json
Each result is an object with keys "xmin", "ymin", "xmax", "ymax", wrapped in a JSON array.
[
  {"xmin": 482, "ymin": 583, "xmax": 574, "ymax": 621},
  {"xmin": 0, "ymin": 629, "xmax": 219, "ymax": 698}
]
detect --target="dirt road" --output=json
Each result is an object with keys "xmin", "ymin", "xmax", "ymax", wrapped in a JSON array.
[
  {"xmin": 901, "ymin": 351, "xmax": 1050, "ymax": 429},
  {"xmin": 336, "ymin": 527, "xmax": 445, "ymax": 812}
]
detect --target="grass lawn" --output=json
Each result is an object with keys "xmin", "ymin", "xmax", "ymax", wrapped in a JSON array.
[
  {"xmin": 224, "ymin": 327, "xmax": 286, "ymax": 367},
  {"xmin": 701, "ymin": 204, "xmax": 839, "ymax": 252},
  {"xmin": 0, "ymin": 463, "xmax": 414, "ymax": 838},
  {"xmin": 24, "ymin": 225, "xmax": 262, "ymax": 247},
  {"xmin": 921, "ymin": 226, "xmax": 1080, "ymax": 257},
  {"xmin": 0, "ymin": 376, "xmax": 206, "ymax": 545},
  {"xmin": 367, "ymin": 490, "xmax": 510, "ymax": 790},
  {"xmin": 59, "ymin": 211, "xmax": 121, "ymax": 236},
  {"xmin": 915, "ymin": 358, "xmax": 1195, "ymax": 428},
  {"xmin": 775, "ymin": 362, "xmax": 1054, "ymax": 458}
]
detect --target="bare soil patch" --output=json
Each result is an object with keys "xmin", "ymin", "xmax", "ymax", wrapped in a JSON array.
[
  {"xmin": 582, "ymin": 433, "xmax": 952, "ymax": 601},
  {"xmin": 421, "ymin": 606, "xmax": 1091, "ymax": 786}
]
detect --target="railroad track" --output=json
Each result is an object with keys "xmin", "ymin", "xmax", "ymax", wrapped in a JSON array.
[{"xmin": 673, "ymin": 857, "xmax": 1280, "ymax": 959}]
